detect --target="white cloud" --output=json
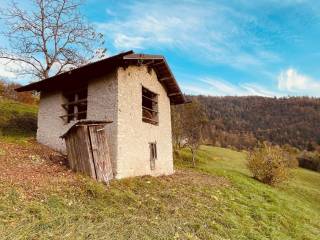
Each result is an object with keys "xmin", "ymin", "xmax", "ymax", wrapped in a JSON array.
[
  {"xmin": 201, "ymin": 78, "xmax": 247, "ymax": 96},
  {"xmin": 114, "ymin": 34, "xmax": 146, "ymax": 49},
  {"xmin": 278, "ymin": 68, "xmax": 320, "ymax": 94},
  {"xmin": 241, "ymin": 83, "xmax": 279, "ymax": 97},
  {"xmin": 182, "ymin": 76, "xmax": 279, "ymax": 97},
  {"xmin": 182, "ymin": 85, "xmax": 214, "ymax": 96},
  {"xmin": 0, "ymin": 66, "xmax": 16, "ymax": 78},
  {"xmin": 97, "ymin": 0, "xmax": 281, "ymax": 70},
  {"xmin": 0, "ymin": 58, "xmax": 35, "ymax": 83},
  {"xmin": 0, "ymin": 59, "xmax": 21, "ymax": 79}
]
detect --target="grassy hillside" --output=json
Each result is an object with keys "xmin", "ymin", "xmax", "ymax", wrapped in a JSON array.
[
  {"xmin": 0, "ymin": 98, "xmax": 38, "ymax": 140},
  {"xmin": 0, "ymin": 139, "xmax": 319, "ymax": 239}
]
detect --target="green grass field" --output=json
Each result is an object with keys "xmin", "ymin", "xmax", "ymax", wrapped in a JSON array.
[
  {"xmin": 0, "ymin": 139, "xmax": 319, "ymax": 239},
  {"xmin": 0, "ymin": 98, "xmax": 38, "ymax": 141}
]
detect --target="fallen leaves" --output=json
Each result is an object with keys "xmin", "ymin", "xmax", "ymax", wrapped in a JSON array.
[{"xmin": 0, "ymin": 139, "xmax": 77, "ymax": 198}]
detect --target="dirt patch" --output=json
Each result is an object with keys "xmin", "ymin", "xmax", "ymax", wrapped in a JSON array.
[{"xmin": 0, "ymin": 139, "xmax": 77, "ymax": 198}]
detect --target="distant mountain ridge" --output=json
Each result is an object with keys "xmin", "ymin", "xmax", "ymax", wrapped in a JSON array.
[{"xmin": 192, "ymin": 95, "xmax": 320, "ymax": 150}]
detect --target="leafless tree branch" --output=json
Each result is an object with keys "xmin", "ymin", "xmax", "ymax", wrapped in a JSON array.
[{"xmin": 0, "ymin": 0, "xmax": 106, "ymax": 80}]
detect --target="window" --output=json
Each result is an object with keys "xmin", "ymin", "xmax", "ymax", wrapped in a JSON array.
[
  {"xmin": 142, "ymin": 86, "xmax": 158, "ymax": 125},
  {"xmin": 61, "ymin": 87, "xmax": 88, "ymax": 123},
  {"xmin": 149, "ymin": 142, "xmax": 157, "ymax": 170}
]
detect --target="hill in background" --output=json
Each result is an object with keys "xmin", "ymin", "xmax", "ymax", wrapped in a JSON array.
[{"xmin": 192, "ymin": 96, "xmax": 320, "ymax": 150}]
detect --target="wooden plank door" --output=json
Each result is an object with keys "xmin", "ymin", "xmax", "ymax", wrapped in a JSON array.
[
  {"xmin": 65, "ymin": 126, "xmax": 97, "ymax": 179},
  {"xmin": 88, "ymin": 125, "xmax": 113, "ymax": 182}
]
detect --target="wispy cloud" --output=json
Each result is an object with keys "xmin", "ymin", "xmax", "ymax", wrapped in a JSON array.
[
  {"xmin": 182, "ymin": 76, "xmax": 279, "ymax": 97},
  {"xmin": 201, "ymin": 78, "xmax": 247, "ymax": 96},
  {"xmin": 278, "ymin": 68, "xmax": 320, "ymax": 95},
  {"xmin": 97, "ymin": 0, "xmax": 282, "ymax": 71}
]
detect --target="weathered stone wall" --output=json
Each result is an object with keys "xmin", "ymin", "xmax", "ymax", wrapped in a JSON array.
[{"xmin": 116, "ymin": 66, "xmax": 174, "ymax": 178}]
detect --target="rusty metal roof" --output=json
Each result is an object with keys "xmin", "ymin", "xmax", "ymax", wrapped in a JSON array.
[{"xmin": 16, "ymin": 51, "xmax": 186, "ymax": 105}]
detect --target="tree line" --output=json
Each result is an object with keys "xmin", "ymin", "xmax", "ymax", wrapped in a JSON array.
[
  {"xmin": 0, "ymin": 80, "xmax": 37, "ymax": 104},
  {"xmin": 172, "ymin": 95, "xmax": 320, "ymax": 151}
]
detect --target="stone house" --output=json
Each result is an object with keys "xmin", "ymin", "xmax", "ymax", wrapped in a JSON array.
[{"xmin": 16, "ymin": 51, "xmax": 186, "ymax": 179}]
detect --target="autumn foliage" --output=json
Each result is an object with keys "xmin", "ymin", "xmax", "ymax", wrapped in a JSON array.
[
  {"xmin": 0, "ymin": 80, "xmax": 37, "ymax": 105},
  {"xmin": 247, "ymin": 143, "xmax": 290, "ymax": 185}
]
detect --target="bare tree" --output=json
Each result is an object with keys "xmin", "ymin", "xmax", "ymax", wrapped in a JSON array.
[
  {"xmin": 173, "ymin": 99, "xmax": 208, "ymax": 167},
  {"xmin": 171, "ymin": 105, "xmax": 184, "ymax": 149},
  {"xmin": 0, "ymin": 0, "xmax": 106, "ymax": 80}
]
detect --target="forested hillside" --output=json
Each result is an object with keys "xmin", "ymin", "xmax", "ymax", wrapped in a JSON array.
[{"xmin": 190, "ymin": 96, "xmax": 320, "ymax": 150}]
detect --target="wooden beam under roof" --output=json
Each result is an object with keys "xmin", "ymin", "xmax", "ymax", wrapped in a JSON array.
[
  {"xmin": 168, "ymin": 92, "xmax": 181, "ymax": 97},
  {"xmin": 123, "ymin": 53, "xmax": 164, "ymax": 60},
  {"xmin": 159, "ymin": 76, "xmax": 172, "ymax": 81}
]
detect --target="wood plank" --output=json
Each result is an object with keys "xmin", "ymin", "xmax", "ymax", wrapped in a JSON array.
[
  {"xmin": 83, "ymin": 126, "xmax": 97, "ymax": 179},
  {"xmin": 123, "ymin": 53, "xmax": 164, "ymax": 60},
  {"xmin": 142, "ymin": 95, "xmax": 158, "ymax": 103},
  {"xmin": 88, "ymin": 125, "xmax": 113, "ymax": 183},
  {"xmin": 151, "ymin": 61, "xmax": 165, "ymax": 67},
  {"xmin": 168, "ymin": 92, "xmax": 181, "ymax": 97},
  {"xmin": 142, "ymin": 106, "xmax": 158, "ymax": 113},
  {"xmin": 64, "ymin": 126, "xmax": 97, "ymax": 179},
  {"xmin": 59, "ymin": 111, "xmax": 87, "ymax": 119},
  {"xmin": 142, "ymin": 117, "xmax": 159, "ymax": 124},
  {"xmin": 62, "ymin": 99, "xmax": 87, "ymax": 108},
  {"xmin": 159, "ymin": 77, "xmax": 171, "ymax": 81}
]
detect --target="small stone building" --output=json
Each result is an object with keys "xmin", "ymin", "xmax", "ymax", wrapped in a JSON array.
[{"xmin": 16, "ymin": 51, "xmax": 186, "ymax": 179}]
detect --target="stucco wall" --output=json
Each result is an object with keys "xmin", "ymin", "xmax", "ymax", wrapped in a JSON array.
[
  {"xmin": 37, "ymin": 71, "xmax": 118, "ymax": 171},
  {"xmin": 37, "ymin": 90, "xmax": 69, "ymax": 152},
  {"xmin": 86, "ymin": 72, "xmax": 118, "ymax": 174},
  {"xmin": 116, "ymin": 66, "xmax": 174, "ymax": 178}
]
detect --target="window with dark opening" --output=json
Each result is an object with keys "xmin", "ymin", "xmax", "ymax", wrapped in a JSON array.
[
  {"xmin": 61, "ymin": 87, "xmax": 88, "ymax": 123},
  {"xmin": 149, "ymin": 142, "xmax": 157, "ymax": 170},
  {"xmin": 142, "ymin": 86, "xmax": 158, "ymax": 125}
]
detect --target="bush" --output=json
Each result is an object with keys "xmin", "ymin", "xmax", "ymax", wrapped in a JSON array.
[
  {"xmin": 247, "ymin": 143, "xmax": 289, "ymax": 186},
  {"xmin": 1, "ymin": 112, "xmax": 37, "ymax": 136},
  {"xmin": 282, "ymin": 144, "xmax": 299, "ymax": 168},
  {"xmin": 298, "ymin": 151, "xmax": 320, "ymax": 172}
]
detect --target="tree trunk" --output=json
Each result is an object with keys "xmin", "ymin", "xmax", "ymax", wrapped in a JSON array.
[{"xmin": 191, "ymin": 148, "xmax": 196, "ymax": 167}]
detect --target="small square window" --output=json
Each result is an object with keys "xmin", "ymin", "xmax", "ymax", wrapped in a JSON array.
[
  {"xmin": 149, "ymin": 142, "xmax": 157, "ymax": 170},
  {"xmin": 142, "ymin": 86, "xmax": 158, "ymax": 125}
]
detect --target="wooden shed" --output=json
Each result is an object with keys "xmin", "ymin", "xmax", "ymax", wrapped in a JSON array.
[{"xmin": 61, "ymin": 120, "xmax": 113, "ymax": 183}]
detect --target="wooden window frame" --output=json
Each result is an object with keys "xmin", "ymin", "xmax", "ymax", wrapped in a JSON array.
[
  {"xmin": 142, "ymin": 86, "xmax": 159, "ymax": 125},
  {"xmin": 60, "ymin": 87, "xmax": 88, "ymax": 124},
  {"xmin": 149, "ymin": 142, "xmax": 157, "ymax": 170}
]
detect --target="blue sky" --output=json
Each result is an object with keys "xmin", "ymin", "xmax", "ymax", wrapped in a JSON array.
[{"xmin": 1, "ymin": 0, "xmax": 320, "ymax": 97}]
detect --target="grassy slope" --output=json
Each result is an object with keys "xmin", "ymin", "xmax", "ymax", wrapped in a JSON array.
[
  {"xmin": 178, "ymin": 146, "xmax": 320, "ymax": 239},
  {"xmin": 0, "ymin": 142, "xmax": 319, "ymax": 240},
  {"xmin": 0, "ymin": 98, "xmax": 38, "ymax": 141}
]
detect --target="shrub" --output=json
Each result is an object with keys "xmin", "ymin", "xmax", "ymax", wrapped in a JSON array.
[
  {"xmin": 298, "ymin": 151, "xmax": 320, "ymax": 172},
  {"xmin": 282, "ymin": 144, "xmax": 299, "ymax": 168},
  {"xmin": 1, "ymin": 112, "xmax": 37, "ymax": 136},
  {"xmin": 247, "ymin": 143, "xmax": 289, "ymax": 185}
]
